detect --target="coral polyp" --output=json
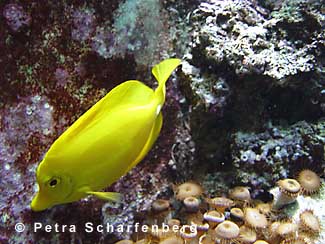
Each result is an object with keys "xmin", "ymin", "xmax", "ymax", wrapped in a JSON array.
[
  {"xmin": 229, "ymin": 186, "xmax": 251, "ymax": 204},
  {"xmin": 215, "ymin": 220, "xmax": 240, "ymax": 244},
  {"xmin": 299, "ymin": 210, "xmax": 321, "ymax": 235},
  {"xmin": 244, "ymin": 207, "xmax": 268, "ymax": 231},
  {"xmin": 159, "ymin": 236, "xmax": 184, "ymax": 244},
  {"xmin": 174, "ymin": 182, "xmax": 203, "ymax": 201},
  {"xmin": 238, "ymin": 225, "xmax": 257, "ymax": 243},
  {"xmin": 183, "ymin": 196, "xmax": 200, "ymax": 212},
  {"xmin": 207, "ymin": 197, "xmax": 234, "ymax": 213},
  {"xmin": 276, "ymin": 222, "xmax": 299, "ymax": 239},
  {"xmin": 272, "ymin": 179, "xmax": 302, "ymax": 209},
  {"xmin": 152, "ymin": 200, "xmax": 171, "ymax": 213},
  {"xmin": 297, "ymin": 170, "xmax": 322, "ymax": 195}
]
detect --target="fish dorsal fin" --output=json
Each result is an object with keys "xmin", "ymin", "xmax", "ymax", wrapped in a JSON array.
[{"xmin": 61, "ymin": 80, "xmax": 154, "ymax": 139}]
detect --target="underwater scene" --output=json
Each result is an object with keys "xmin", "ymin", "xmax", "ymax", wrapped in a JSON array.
[{"xmin": 0, "ymin": 0, "xmax": 324, "ymax": 243}]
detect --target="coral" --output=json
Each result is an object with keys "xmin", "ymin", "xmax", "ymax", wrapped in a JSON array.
[
  {"xmin": 110, "ymin": 176, "xmax": 325, "ymax": 243},
  {"xmin": 152, "ymin": 200, "xmax": 170, "ymax": 213},
  {"xmin": 159, "ymin": 236, "xmax": 183, "ymax": 244},
  {"xmin": 290, "ymin": 186, "xmax": 325, "ymax": 244},
  {"xmin": 113, "ymin": 0, "xmax": 163, "ymax": 61},
  {"xmin": 115, "ymin": 240, "xmax": 134, "ymax": 244},
  {"xmin": 203, "ymin": 210, "xmax": 225, "ymax": 228},
  {"xmin": 276, "ymin": 222, "xmax": 299, "ymax": 238},
  {"xmin": 254, "ymin": 241, "xmax": 269, "ymax": 244},
  {"xmin": 179, "ymin": 225, "xmax": 197, "ymax": 241},
  {"xmin": 183, "ymin": 197, "xmax": 200, "ymax": 212},
  {"xmin": 0, "ymin": 95, "xmax": 54, "ymax": 167},
  {"xmin": 174, "ymin": 182, "xmax": 203, "ymax": 201},
  {"xmin": 215, "ymin": 220, "xmax": 240, "ymax": 243},
  {"xmin": 230, "ymin": 208, "xmax": 244, "ymax": 222},
  {"xmin": 298, "ymin": 169, "xmax": 322, "ymax": 195},
  {"xmin": 207, "ymin": 197, "xmax": 234, "ymax": 213},
  {"xmin": 239, "ymin": 225, "xmax": 257, "ymax": 243},
  {"xmin": 299, "ymin": 210, "xmax": 321, "ymax": 235},
  {"xmin": 229, "ymin": 186, "xmax": 251, "ymax": 203},
  {"xmin": 244, "ymin": 208, "xmax": 268, "ymax": 230},
  {"xmin": 273, "ymin": 179, "xmax": 301, "ymax": 209},
  {"xmin": 91, "ymin": 26, "xmax": 115, "ymax": 59}
]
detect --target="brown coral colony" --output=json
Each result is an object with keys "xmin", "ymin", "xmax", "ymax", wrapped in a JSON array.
[{"xmin": 115, "ymin": 167, "xmax": 323, "ymax": 243}]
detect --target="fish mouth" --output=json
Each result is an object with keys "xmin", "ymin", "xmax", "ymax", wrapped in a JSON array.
[{"xmin": 30, "ymin": 192, "xmax": 53, "ymax": 212}]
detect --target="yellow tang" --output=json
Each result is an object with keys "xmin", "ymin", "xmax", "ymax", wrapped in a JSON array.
[{"xmin": 31, "ymin": 58, "xmax": 181, "ymax": 211}]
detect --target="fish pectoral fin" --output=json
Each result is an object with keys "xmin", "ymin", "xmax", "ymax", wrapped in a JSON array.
[{"xmin": 86, "ymin": 191, "xmax": 122, "ymax": 202}]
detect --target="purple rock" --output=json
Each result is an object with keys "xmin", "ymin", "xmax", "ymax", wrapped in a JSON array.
[
  {"xmin": 54, "ymin": 68, "xmax": 70, "ymax": 87},
  {"xmin": 3, "ymin": 4, "xmax": 31, "ymax": 32},
  {"xmin": 71, "ymin": 8, "xmax": 96, "ymax": 42}
]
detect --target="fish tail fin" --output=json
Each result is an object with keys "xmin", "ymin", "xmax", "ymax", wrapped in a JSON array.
[{"xmin": 152, "ymin": 58, "xmax": 181, "ymax": 108}]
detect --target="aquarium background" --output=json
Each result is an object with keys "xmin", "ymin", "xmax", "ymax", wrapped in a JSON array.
[{"xmin": 0, "ymin": 0, "xmax": 324, "ymax": 243}]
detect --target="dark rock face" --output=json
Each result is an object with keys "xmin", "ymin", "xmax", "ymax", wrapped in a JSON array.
[
  {"xmin": 0, "ymin": 0, "xmax": 324, "ymax": 243},
  {"xmin": 231, "ymin": 121, "xmax": 325, "ymax": 196},
  {"xmin": 177, "ymin": 0, "xmax": 324, "ymax": 172}
]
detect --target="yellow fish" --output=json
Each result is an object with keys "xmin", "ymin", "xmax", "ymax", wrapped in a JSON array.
[{"xmin": 31, "ymin": 58, "xmax": 181, "ymax": 211}]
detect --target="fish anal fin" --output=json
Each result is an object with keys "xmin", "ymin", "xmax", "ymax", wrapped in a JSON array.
[
  {"xmin": 124, "ymin": 112, "xmax": 163, "ymax": 174},
  {"xmin": 86, "ymin": 191, "xmax": 122, "ymax": 202}
]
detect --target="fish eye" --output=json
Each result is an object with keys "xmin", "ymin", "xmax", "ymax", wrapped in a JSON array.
[{"xmin": 48, "ymin": 177, "xmax": 60, "ymax": 187}]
